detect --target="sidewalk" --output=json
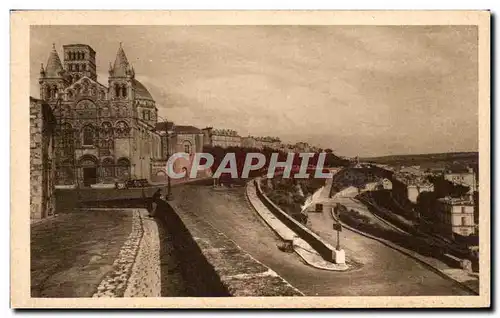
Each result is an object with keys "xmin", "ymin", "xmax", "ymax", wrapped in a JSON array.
[
  {"xmin": 246, "ymin": 181, "xmax": 348, "ymax": 271},
  {"xmin": 30, "ymin": 208, "xmax": 135, "ymax": 297},
  {"xmin": 31, "ymin": 207, "xmax": 162, "ymax": 297}
]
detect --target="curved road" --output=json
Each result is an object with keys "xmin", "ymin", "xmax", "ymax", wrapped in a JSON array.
[{"xmin": 171, "ymin": 182, "xmax": 473, "ymax": 296}]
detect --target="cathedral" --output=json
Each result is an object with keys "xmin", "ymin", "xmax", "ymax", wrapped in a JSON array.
[{"xmin": 38, "ymin": 43, "xmax": 168, "ymax": 187}]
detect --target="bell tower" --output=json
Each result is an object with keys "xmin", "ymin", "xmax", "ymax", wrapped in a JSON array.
[
  {"xmin": 62, "ymin": 44, "xmax": 97, "ymax": 83},
  {"xmin": 39, "ymin": 44, "xmax": 69, "ymax": 102},
  {"xmin": 108, "ymin": 42, "xmax": 135, "ymax": 100}
]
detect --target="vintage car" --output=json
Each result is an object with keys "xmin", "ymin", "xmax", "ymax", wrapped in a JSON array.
[{"xmin": 116, "ymin": 179, "xmax": 151, "ymax": 189}]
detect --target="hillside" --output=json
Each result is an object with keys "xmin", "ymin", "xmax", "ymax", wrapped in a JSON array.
[{"xmin": 361, "ymin": 152, "xmax": 478, "ymax": 170}]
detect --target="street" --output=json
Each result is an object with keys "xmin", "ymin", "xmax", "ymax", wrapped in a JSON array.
[{"xmin": 171, "ymin": 182, "xmax": 473, "ymax": 296}]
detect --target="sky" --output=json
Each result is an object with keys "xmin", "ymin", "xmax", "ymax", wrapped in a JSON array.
[{"xmin": 30, "ymin": 25, "xmax": 478, "ymax": 157}]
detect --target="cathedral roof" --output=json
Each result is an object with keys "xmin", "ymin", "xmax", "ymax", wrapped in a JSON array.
[
  {"xmin": 132, "ymin": 79, "xmax": 154, "ymax": 101},
  {"xmin": 154, "ymin": 123, "xmax": 201, "ymax": 134},
  {"xmin": 174, "ymin": 125, "xmax": 202, "ymax": 134},
  {"xmin": 45, "ymin": 44, "xmax": 64, "ymax": 77}
]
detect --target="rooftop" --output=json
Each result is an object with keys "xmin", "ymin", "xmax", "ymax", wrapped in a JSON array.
[
  {"xmin": 393, "ymin": 172, "xmax": 433, "ymax": 187},
  {"xmin": 437, "ymin": 197, "xmax": 474, "ymax": 205},
  {"xmin": 62, "ymin": 44, "xmax": 96, "ymax": 53},
  {"xmin": 173, "ymin": 125, "xmax": 202, "ymax": 134},
  {"xmin": 132, "ymin": 79, "xmax": 154, "ymax": 101},
  {"xmin": 212, "ymin": 128, "xmax": 239, "ymax": 136}
]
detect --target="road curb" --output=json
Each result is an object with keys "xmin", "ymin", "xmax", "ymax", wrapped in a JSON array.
[
  {"xmin": 329, "ymin": 209, "xmax": 479, "ymax": 295},
  {"xmin": 245, "ymin": 180, "xmax": 348, "ymax": 272}
]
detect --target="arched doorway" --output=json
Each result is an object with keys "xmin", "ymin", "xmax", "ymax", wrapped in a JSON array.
[
  {"xmin": 182, "ymin": 140, "xmax": 192, "ymax": 154},
  {"xmin": 78, "ymin": 155, "xmax": 98, "ymax": 187},
  {"xmin": 182, "ymin": 167, "xmax": 188, "ymax": 180},
  {"xmin": 116, "ymin": 157, "xmax": 131, "ymax": 181},
  {"xmin": 155, "ymin": 170, "xmax": 166, "ymax": 183},
  {"xmin": 101, "ymin": 157, "xmax": 115, "ymax": 183}
]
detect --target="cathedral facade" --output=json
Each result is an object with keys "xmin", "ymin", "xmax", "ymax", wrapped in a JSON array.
[{"xmin": 38, "ymin": 43, "xmax": 163, "ymax": 187}]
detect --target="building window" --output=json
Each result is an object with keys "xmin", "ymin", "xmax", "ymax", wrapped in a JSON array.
[
  {"xmin": 82, "ymin": 64, "xmax": 86, "ymax": 71},
  {"xmin": 101, "ymin": 158, "xmax": 114, "ymax": 178},
  {"xmin": 461, "ymin": 206, "xmax": 466, "ymax": 213},
  {"xmin": 82, "ymin": 125, "xmax": 94, "ymax": 146},
  {"xmin": 142, "ymin": 110, "xmax": 150, "ymax": 121},
  {"xmin": 461, "ymin": 217, "xmax": 467, "ymax": 226},
  {"xmin": 184, "ymin": 144, "xmax": 191, "ymax": 154},
  {"xmin": 114, "ymin": 84, "xmax": 120, "ymax": 98},
  {"xmin": 121, "ymin": 85, "xmax": 127, "ymax": 98}
]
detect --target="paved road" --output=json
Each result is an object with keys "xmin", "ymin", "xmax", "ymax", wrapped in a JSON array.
[{"xmin": 171, "ymin": 182, "xmax": 473, "ymax": 296}]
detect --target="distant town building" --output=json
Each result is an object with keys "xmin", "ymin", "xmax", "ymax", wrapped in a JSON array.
[
  {"xmin": 399, "ymin": 165, "xmax": 423, "ymax": 175},
  {"xmin": 279, "ymin": 143, "xmax": 296, "ymax": 153},
  {"xmin": 335, "ymin": 167, "xmax": 379, "ymax": 189},
  {"xmin": 392, "ymin": 172, "xmax": 434, "ymax": 205},
  {"xmin": 379, "ymin": 178, "xmax": 393, "ymax": 190},
  {"xmin": 152, "ymin": 122, "xmax": 209, "ymax": 182},
  {"xmin": 431, "ymin": 167, "xmax": 477, "ymax": 201},
  {"xmin": 444, "ymin": 167, "xmax": 477, "ymax": 194},
  {"xmin": 241, "ymin": 136, "xmax": 258, "ymax": 149},
  {"xmin": 294, "ymin": 142, "xmax": 310, "ymax": 152},
  {"xmin": 30, "ymin": 97, "xmax": 56, "ymax": 219},
  {"xmin": 436, "ymin": 197, "xmax": 476, "ymax": 237},
  {"xmin": 256, "ymin": 136, "xmax": 281, "ymax": 150},
  {"xmin": 201, "ymin": 127, "xmax": 241, "ymax": 148}
]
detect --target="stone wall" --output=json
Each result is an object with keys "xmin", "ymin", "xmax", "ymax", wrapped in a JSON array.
[
  {"xmin": 159, "ymin": 200, "xmax": 303, "ymax": 296},
  {"xmin": 254, "ymin": 178, "xmax": 337, "ymax": 263},
  {"xmin": 78, "ymin": 195, "xmax": 303, "ymax": 296},
  {"xmin": 30, "ymin": 98, "xmax": 56, "ymax": 219}
]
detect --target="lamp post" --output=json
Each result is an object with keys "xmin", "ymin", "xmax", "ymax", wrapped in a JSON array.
[
  {"xmin": 156, "ymin": 114, "xmax": 174, "ymax": 201},
  {"xmin": 165, "ymin": 122, "xmax": 173, "ymax": 201},
  {"xmin": 165, "ymin": 122, "xmax": 174, "ymax": 201}
]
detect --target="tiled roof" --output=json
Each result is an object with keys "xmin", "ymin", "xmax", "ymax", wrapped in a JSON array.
[{"xmin": 173, "ymin": 125, "xmax": 202, "ymax": 134}]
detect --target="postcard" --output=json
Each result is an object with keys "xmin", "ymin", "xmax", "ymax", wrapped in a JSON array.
[{"xmin": 11, "ymin": 10, "xmax": 490, "ymax": 308}]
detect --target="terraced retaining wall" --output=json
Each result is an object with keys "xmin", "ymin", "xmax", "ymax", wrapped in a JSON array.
[{"xmin": 254, "ymin": 178, "xmax": 336, "ymax": 263}]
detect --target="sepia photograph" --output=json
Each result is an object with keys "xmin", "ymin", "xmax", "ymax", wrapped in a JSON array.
[{"xmin": 11, "ymin": 10, "xmax": 490, "ymax": 308}]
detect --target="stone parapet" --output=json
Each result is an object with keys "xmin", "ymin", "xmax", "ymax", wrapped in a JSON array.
[{"xmin": 158, "ymin": 200, "xmax": 303, "ymax": 296}]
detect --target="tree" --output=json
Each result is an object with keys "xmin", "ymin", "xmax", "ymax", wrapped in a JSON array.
[{"xmin": 416, "ymin": 191, "xmax": 438, "ymax": 220}]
